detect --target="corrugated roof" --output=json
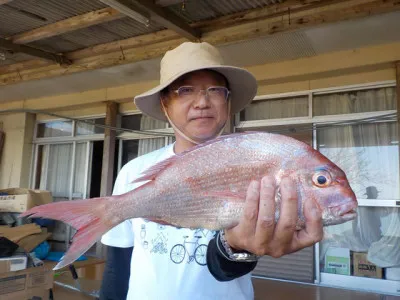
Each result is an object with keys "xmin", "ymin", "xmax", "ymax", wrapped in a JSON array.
[
  {"xmin": 0, "ymin": 52, "xmax": 33, "ymax": 66},
  {"xmin": 28, "ymin": 36, "xmax": 84, "ymax": 53},
  {"xmin": 28, "ymin": 17, "xmax": 165, "ymax": 53},
  {"xmin": 166, "ymin": 0, "xmax": 284, "ymax": 22},
  {"xmin": 0, "ymin": 0, "xmax": 107, "ymax": 37}
]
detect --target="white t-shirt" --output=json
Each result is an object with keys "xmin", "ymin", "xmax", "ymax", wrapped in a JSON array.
[{"xmin": 101, "ymin": 143, "xmax": 254, "ymax": 300}]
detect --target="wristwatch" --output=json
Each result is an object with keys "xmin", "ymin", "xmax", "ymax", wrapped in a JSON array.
[{"xmin": 217, "ymin": 230, "xmax": 260, "ymax": 262}]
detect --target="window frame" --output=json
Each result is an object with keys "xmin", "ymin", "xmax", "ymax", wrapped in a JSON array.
[{"xmin": 235, "ymin": 80, "xmax": 399, "ymax": 295}]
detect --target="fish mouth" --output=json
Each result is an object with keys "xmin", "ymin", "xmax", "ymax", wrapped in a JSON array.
[
  {"xmin": 329, "ymin": 201, "xmax": 358, "ymax": 220},
  {"xmin": 339, "ymin": 211, "xmax": 357, "ymax": 221}
]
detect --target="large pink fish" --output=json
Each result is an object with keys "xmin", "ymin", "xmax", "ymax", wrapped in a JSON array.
[{"xmin": 21, "ymin": 132, "xmax": 357, "ymax": 269}]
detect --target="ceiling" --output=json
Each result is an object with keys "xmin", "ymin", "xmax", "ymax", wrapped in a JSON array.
[
  {"xmin": 0, "ymin": 0, "xmax": 399, "ymax": 102},
  {"xmin": 1, "ymin": 10, "xmax": 399, "ymax": 102}
]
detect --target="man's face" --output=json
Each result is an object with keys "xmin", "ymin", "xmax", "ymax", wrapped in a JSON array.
[{"xmin": 162, "ymin": 70, "xmax": 229, "ymax": 143}]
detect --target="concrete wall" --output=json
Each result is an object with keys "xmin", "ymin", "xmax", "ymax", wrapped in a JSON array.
[{"xmin": 0, "ymin": 113, "xmax": 35, "ymax": 189}]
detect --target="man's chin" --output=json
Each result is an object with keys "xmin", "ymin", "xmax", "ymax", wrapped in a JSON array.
[{"xmin": 191, "ymin": 130, "xmax": 222, "ymax": 142}]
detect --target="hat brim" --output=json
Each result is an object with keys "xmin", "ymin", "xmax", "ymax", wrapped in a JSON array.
[{"xmin": 134, "ymin": 65, "xmax": 258, "ymax": 122}]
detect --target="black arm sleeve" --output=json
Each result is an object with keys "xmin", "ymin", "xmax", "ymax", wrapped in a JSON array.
[
  {"xmin": 99, "ymin": 245, "xmax": 133, "ymax": 300},
  {"xmin": 206, "ymin": 234, "xmax": 257, "ymax": 282}
]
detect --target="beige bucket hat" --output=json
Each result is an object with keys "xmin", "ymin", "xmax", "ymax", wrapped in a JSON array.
[{"xmin": 134, "ymin": 42, "xmax": 258, "ymax": 122}]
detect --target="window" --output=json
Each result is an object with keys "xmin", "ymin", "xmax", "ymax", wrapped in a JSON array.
[
  {"xmin": 236, "ymin": 84, "xmax": 399, "ymax": 294},
  {"xmin": 240, "ymin": 96, "xmax": 309, "ymax": 121},
  {"xmin": 313, "ymin": 87, "xmax": 396, "ymax": 116},
  {"xmin": 76, "ymin": 118, "xmax": 105, "ymax": 135},
  {"xmin": 37, "ymin": 121, "xmax": 73, "ymax": 138},
  {"xmin": 118, "ymin": 114, "xmax": 173, "ymax": 170},
  {"xmin": 33, "ymin": 117, "xmax": 104, "ymax": 245}
]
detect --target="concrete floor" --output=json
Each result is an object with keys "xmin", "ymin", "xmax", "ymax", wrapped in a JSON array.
[
  {"xmin": 50, "ymin": 260, "xmax": 400, "ymax": 300},
  {"xmin": 253, "ymin": 278, "xmax": 400, "ymax": 300}
]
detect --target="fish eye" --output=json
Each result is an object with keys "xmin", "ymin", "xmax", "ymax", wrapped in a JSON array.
[
  {"xmin": 312, "ymin": 171, "xmax": 332, "ymax": 187},
  {"xmin": 317, "ymin": 176, "xmax": 326, "ymax": 185}
]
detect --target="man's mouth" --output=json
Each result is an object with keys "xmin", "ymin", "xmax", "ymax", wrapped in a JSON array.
[{"xmin": 191, "ymin": 116, "xmax": 213, "ymax": 121}]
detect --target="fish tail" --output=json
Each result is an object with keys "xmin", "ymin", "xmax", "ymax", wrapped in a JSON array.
[{"xmin": 20, "ymin": 196, "xmax": 115, "ymax": 270}]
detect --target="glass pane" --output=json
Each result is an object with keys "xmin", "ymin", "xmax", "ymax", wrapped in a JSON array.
[
  {"xmin": 140, "ymin": 115, "xmax": 167, "ymax": 130},
  {"xmin": 240, "ymin": 96, "xmax": 309, "ymax": 121},
  {"xmin": 313, "ymin": 87, "xmax": 396, "ymax": 116},
  {"xmin": 38, "ymin": 143, "xmax": 73, "ymax": 242},
  {"xmin": 121, "ymin": 114, "xmax": 142, "ymax": 131},
  {"xmin": 73, "ymin": 143, "xmax": 88, "ymax": 199},
  {"xmin": 236, "ymin": 125, "xmax": 313, "ymax": 146},
  {"xmin": 138, "ymin": 138, "xmax": 165, "ymax": 156},
  {"xmin": 37, "ymin": 121, "xmax": 73, "ymax": 138},
  {"xmin": 122, "ymin": 140, "xmax": 139, "ymax": 167},
  {"xmin": 42, "ymin": 144, "xmax": 73, "ymax": 199},
  {"xmin": 76, "ymin": 118, "xmax": 105, "ymax": 135},
  {"xmin": 320, "ymin": 207, "xmax": 400, "ymax": 279},
  {"xmin": 317, "ymin": 121, "xmax": 400, "ymax": 281},
  {"xmin": 317, "ymin": 122, "xmax": 399, "ymax": 200}
]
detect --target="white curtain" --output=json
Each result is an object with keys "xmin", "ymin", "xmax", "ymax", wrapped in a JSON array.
[
  {"xmin": 243, "ymin": 96, "xmax": 308, "ymax": 120},
  {"xmin": 313, "ymin": 87, "xmax": 396, "ymax": 116},
  {"xmin": 39, "ymin": 143, "xmax": 88, "ymax": 241},
  {"xmin": 138, "ymin": 115, "xmax": 168, "ymax": 156},
  {"xmin": 73, "ymin": 143, "xmax": 88, "ymax": 199},
  {"xmin": 316, "ymin": 87, "xmax": 400, "ymax": 269}
]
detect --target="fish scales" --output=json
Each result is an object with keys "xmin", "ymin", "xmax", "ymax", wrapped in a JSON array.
[{"xmin": 20, "ymin": 132, "xmax": 358, "ymax": 269}]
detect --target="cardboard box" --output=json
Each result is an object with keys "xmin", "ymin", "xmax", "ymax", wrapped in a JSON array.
[
  {"xmin": 0, "ymin": 255, "xmax": 27, "ymax": 273},
  {"xmin": 0, "ymin": 188, "xmax": 52, "ymax": 213},
  {"xmin": 353, "ymin": 252, "xmax": 383, "ymax": 278},
  {"xmin": 0, "ymin": 265, "xmax": 53, "ymax": 300},
  {"xmin": 324, "ymin": 247, "xmax": 351, "ymax": 275}
]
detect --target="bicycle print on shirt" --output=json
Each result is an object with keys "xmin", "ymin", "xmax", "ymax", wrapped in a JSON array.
[{"xmin": 139, "ymin": 220, "xmax": 216, "ymax": 266}]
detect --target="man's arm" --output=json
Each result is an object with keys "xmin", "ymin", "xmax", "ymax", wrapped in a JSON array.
[
  {"xmin": 99, "ymin": 245, "xmax": 133, "ymax": 300},
  {"xmin": 207, "ymin": 234, "xmax": 257, "ymax": 281}
]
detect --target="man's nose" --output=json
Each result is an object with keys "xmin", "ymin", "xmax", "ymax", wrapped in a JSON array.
[{"xmin": 193, "ymin": 90, "xmax": 210, "ymax": 108}]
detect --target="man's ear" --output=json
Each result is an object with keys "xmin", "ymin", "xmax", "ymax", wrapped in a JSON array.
[{"xmin": 160, "ymin": 95, "xmax": 169, "ymax": 115}]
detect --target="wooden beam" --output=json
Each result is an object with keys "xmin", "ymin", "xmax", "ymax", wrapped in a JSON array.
[
  {"xmin": 155, "ymin": 0, "xmax": 183, "ymax": 6},
  {"xmin": 396, "ymin": 61, "xmax": 400, "ymax": 201},
  {"xmin": 100, "ymin": 0, "xmax": 200, "ymax": 40},
  {"xmin": 0, "ymin": 29, "xmax": 180, "ymax": 74},
  {"xmin": 0, "ymin": 0, "xmax": 339, "ymax": 75},
  {"xmin": 132, "ymin": 0, "xmax": 201, "ymax": 40},
  {"xmin": 0, "ymin": 128, "xmax": 4, "ymax": 165},
  {"xmin": 1, "ymin": 0, "xmax": 400, "ymax": 85},
  {"xmin": 10, "ymin": 8, "xmax": 124, "ymax": 44},
  {"xmin": 100, "ymin": 101, "xmax": 118, "ymax": 198},
  {"xmin": 0, "ymin": 37, "xmax": 71, "ymax": 65},
  {"xmin": 0, "ymin": 0, "xmax": 13, "ymax": 5},
  {"xmin": 396, "ymin": 61, "xmax": 400, "ymax": 119}
]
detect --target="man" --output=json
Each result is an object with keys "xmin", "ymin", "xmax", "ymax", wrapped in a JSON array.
[{"xmin": 99, "ymin": 42, "xmax": 323, "ymax": 300}]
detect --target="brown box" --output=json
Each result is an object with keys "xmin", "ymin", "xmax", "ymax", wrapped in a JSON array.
[
  {"xmin": 0, "ymin": 255, "xmax": 28, "ymax": 273},
  {"xmin": 0, "ymin": 265, "xmax": 53, "ymax": 300},
  {"xmin": 0, "ymin": 188, "xmax": 52, "ymax": 213},
  {"xmin": 353, "ymin": 252, "xmax": 383, "ymax": 278}
]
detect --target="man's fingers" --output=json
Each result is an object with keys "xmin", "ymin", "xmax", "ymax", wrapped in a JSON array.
[
  {"xmin": 295, "ymin": 197, "xmax": 323, "ymax": 249},
  {"xmin": 273, "ymin": 177, "xmax": 298, "ymax": 246},
  {"xmin": 240, "ymin": 180, "xmax": 260, "ymax": 235},
  {"xmin": 224, "ymin": 180, "xmax": 260, "ymax": 251},
  {"xmin": 255, "ymin": 176, "xmax": 276, "ymax": 243}
]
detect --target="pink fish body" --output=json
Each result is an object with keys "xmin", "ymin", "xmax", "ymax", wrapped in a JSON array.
[{"xmin": 21, "ymin": 132, "xmax": 357, "ymax": 269}]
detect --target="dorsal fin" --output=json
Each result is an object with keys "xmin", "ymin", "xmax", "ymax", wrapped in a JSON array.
[
  {"xmin": 131, "ymin": 131, "xmax": 259, "ymax": 184},
  {"xmin": 131, "ymin": 155, "xmax": 180, "ymax": 184}
]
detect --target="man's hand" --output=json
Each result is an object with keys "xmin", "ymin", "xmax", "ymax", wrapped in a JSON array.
[{"xmin": 224, "ymin": 176, "xmax": 323, "ymax": 258}]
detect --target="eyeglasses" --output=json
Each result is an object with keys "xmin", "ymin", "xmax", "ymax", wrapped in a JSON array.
[{"xmin": 171, "ymin": 86, "xmax": 230, "ymax": 102}]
